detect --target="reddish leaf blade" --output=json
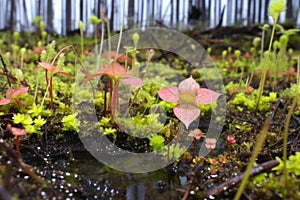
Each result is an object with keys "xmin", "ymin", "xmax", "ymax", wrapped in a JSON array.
[
  {"xmin": 0, "ymin": 98, "xmax": 11, "ymax": 105},
  {"xmin": 11, "ymin": 127, "xmax": 27, "ymax": 136},
  {"xmin": 5, "ymin": 87, "xmax": 14, "ymax": 98},
  {"xmin": 157, "ymin": 86, "xmax": 179, "ymax": 103},
  {"xmin": 121, "ymin": 76, "xmax": 143, "ymax": 87},
  {"xmin": 195, "ymin": 88, "xmax": 220, "ymax": 105},
  {"xmin": 38, "ymin": 62, "xmax": 54, "ymax": 71},
  {"xmin": 173, "ymin": 104, "xmax": 200, "ymax": 129},
  {"xmin": 56, "ymin": 71, "xmax": 73, "ymax": 80},
  {"xmin": 178, "ymin": 76, "xmax": 200, "ymax": 94},
  {"xmin": 11, "ymin": 87, "xmax": 29, "ymax": 98},
  {"xmin": 83, "ymin": 72, "xmax": 105, "ymax": 83}
]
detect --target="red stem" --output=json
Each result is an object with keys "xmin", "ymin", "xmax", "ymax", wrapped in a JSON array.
[
  {"xmin": 49, "ymin": 77, "xmax": 53, "ymax": 109},
  {"xmin": 15, "ymin": 136, "xmax": 23, "ymax": 160},
  {"xmin": 192, "ymin": 138, "xmax": 196, "ymax": 159},
  {"xmin": 45, "ymin": 69, "xmax": 49, "ymax": 86},
  {"xmin": 111, "ymin": 81, "xmax": 119, "ymax": 116},
  {"xmin": 109, "ymin": 79, "xmax": 113, "ymax": 116}
]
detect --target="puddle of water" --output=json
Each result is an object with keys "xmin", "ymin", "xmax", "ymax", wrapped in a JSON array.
[{"xmin": 64, "ymin": 154, "xmax": 183, "ymax": 199}]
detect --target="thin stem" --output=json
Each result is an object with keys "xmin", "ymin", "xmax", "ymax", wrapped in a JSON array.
[
  {"xmin": 94, "ymin": 25, "xmax": 98, "ymax": 56},
  {"xmin": 51, "ymin": 45, "xmax": 73, "ymax": 66},
  {"xmin": 106, "ymin": 18, "xmax": 111, "ymax": 54},
  {"xmin": 114, "ymin": 0, "xmax": 125, "ymax": 63},
  {"xmin": 111, "ymin": 81, "xmax": 119, "ymax": 116},
  {"xmin": 98, "ymin": 17, "xmax": 105, "ymax": 67},
  {"xmin": 297, "ymin": 56, "xmax": 300, "ymax": 85},
  {"xmin": 15, "ymin": 136, "xmax": 23, "ymax": 160},
  {"xmin": 283, "ymin": 96, "xmax": 299, "ymax": 182},
  {"xmin": 192, "ymin": 138, "xmax": 196, "ymax": 159},
  {"xmin": 255, "ymin": 19, "xmax": 278, "ymax": 113},
  {"xmin": 80, "ymin": 26, "xmax": 84, "ymax": 55},
  {"xmin": 123, "ymin": 87, "xmax": 141, "ymax": 117},
  {"xmin": 109, "ymin": 79, "xmax": 113, "ymax": 116},
  {"xmin": 41, "ymin": 75, "xmax": 51, "ymax": 108},
  {"xmin": 0, "ymin": 54, "xmax": 12, "ymax": 87},
  {"xmin": 260, "ymin": 28, "xmax": 265, "ymax": 63},
  {"xmin": 234, "ymin": 118, "xmax": 271, "ymax": 200},
  {"xmin": 49, "ymin": 77, "xmax": 53, "ymax": 109}
]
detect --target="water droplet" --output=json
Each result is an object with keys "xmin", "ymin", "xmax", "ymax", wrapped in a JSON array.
[
  {"xmin": 41, "ymin": 191, "xmax": 46, "ymax": 196},
  {"xmin": 65, "ymin": 172, "xmax": 71, "ymax": 176},
  {"xmin": 208, "ymin": 195, "xmax": 215, "ymax": 199},
  {"xmin": 190, "ymin": 190, "xmax": 195, "ymax": 195}
]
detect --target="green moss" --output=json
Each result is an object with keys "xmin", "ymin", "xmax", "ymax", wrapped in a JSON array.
[
  {"xmin": 61, "ymin": 113, "xmax": 80, "ymax": 132},
  {"xmin": 273, "ymin": 152, "xmax": 300, "ymax": 175},
  {"xmin": 230, "ymin": 91, "xmax": 277, "ymax": 112},
  {"xmin": 149, "ymin": 135, "xmax": 165, "ymax": 150}
]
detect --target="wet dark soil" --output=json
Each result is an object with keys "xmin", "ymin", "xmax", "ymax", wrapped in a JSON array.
[{"xmin": 0, "ymin": 25, "xmax": 300, "ymax": 199}]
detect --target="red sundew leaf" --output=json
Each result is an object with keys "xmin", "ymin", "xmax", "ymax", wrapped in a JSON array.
[
  {"xmin": 84, "ymin": 63, "xmax": 131, "ymax": 83},
  {"xmin": 38, "ymin": 62, "xmax": 54, "ymax": 71},
  {"xmin": 195, "ymin": 88, "xmax": 220, "ymax": 105},
  {"xmin": 178, "ymin": 76, "xmax": 200, "ymax": 94},
  {"xmin": 116, "ymin": 55, "xmax": 132, "ymax": 63},
  {"xmin": 30, "ymin": 47, "xmax": 46, "ymax": 55},
  {"xmin": 0, "ymin": 98, "xmax": 11, "ymax": 105},
  {"xmin": 173, "ymin": 104, "xmax": 200, "ymax": 129},
  {"xmin": 121, "ymin": 75, "xmax": 143, "ymax": 87},
  {"xmin": 280, "ymin": 67, "xmax": 297, "ymax": 76},
  {"xmin": 5, "ymin": 87, "xmax": 15, "ymax": 98},
  {"xmin": 56, "ymin": 71, "xmax": 73, "ymax": 80},
  {"xmin": 102, "ymin": 51, "xmax": 132, "ymax": 63},
  {"xmin": 37, "ymin": 62, "xmax": 62, "ymax": 74},
  {"xmin": 157, "ymin": 86, "xmax": 179, "ymax": 103},
  {"xmin": 11, "ymin": 127, "xmax": 27, "ymax": 136},
  {"xmin": 104, "ymin": 63, "xmax": 128, "ymax": 78},
  {"xmin": 10, "ymin": 87, "xmax": 29, "ymax": 99},
  {"xmin": 83, "ymin": 72, "xmax": 105, "ymax": 83}
]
